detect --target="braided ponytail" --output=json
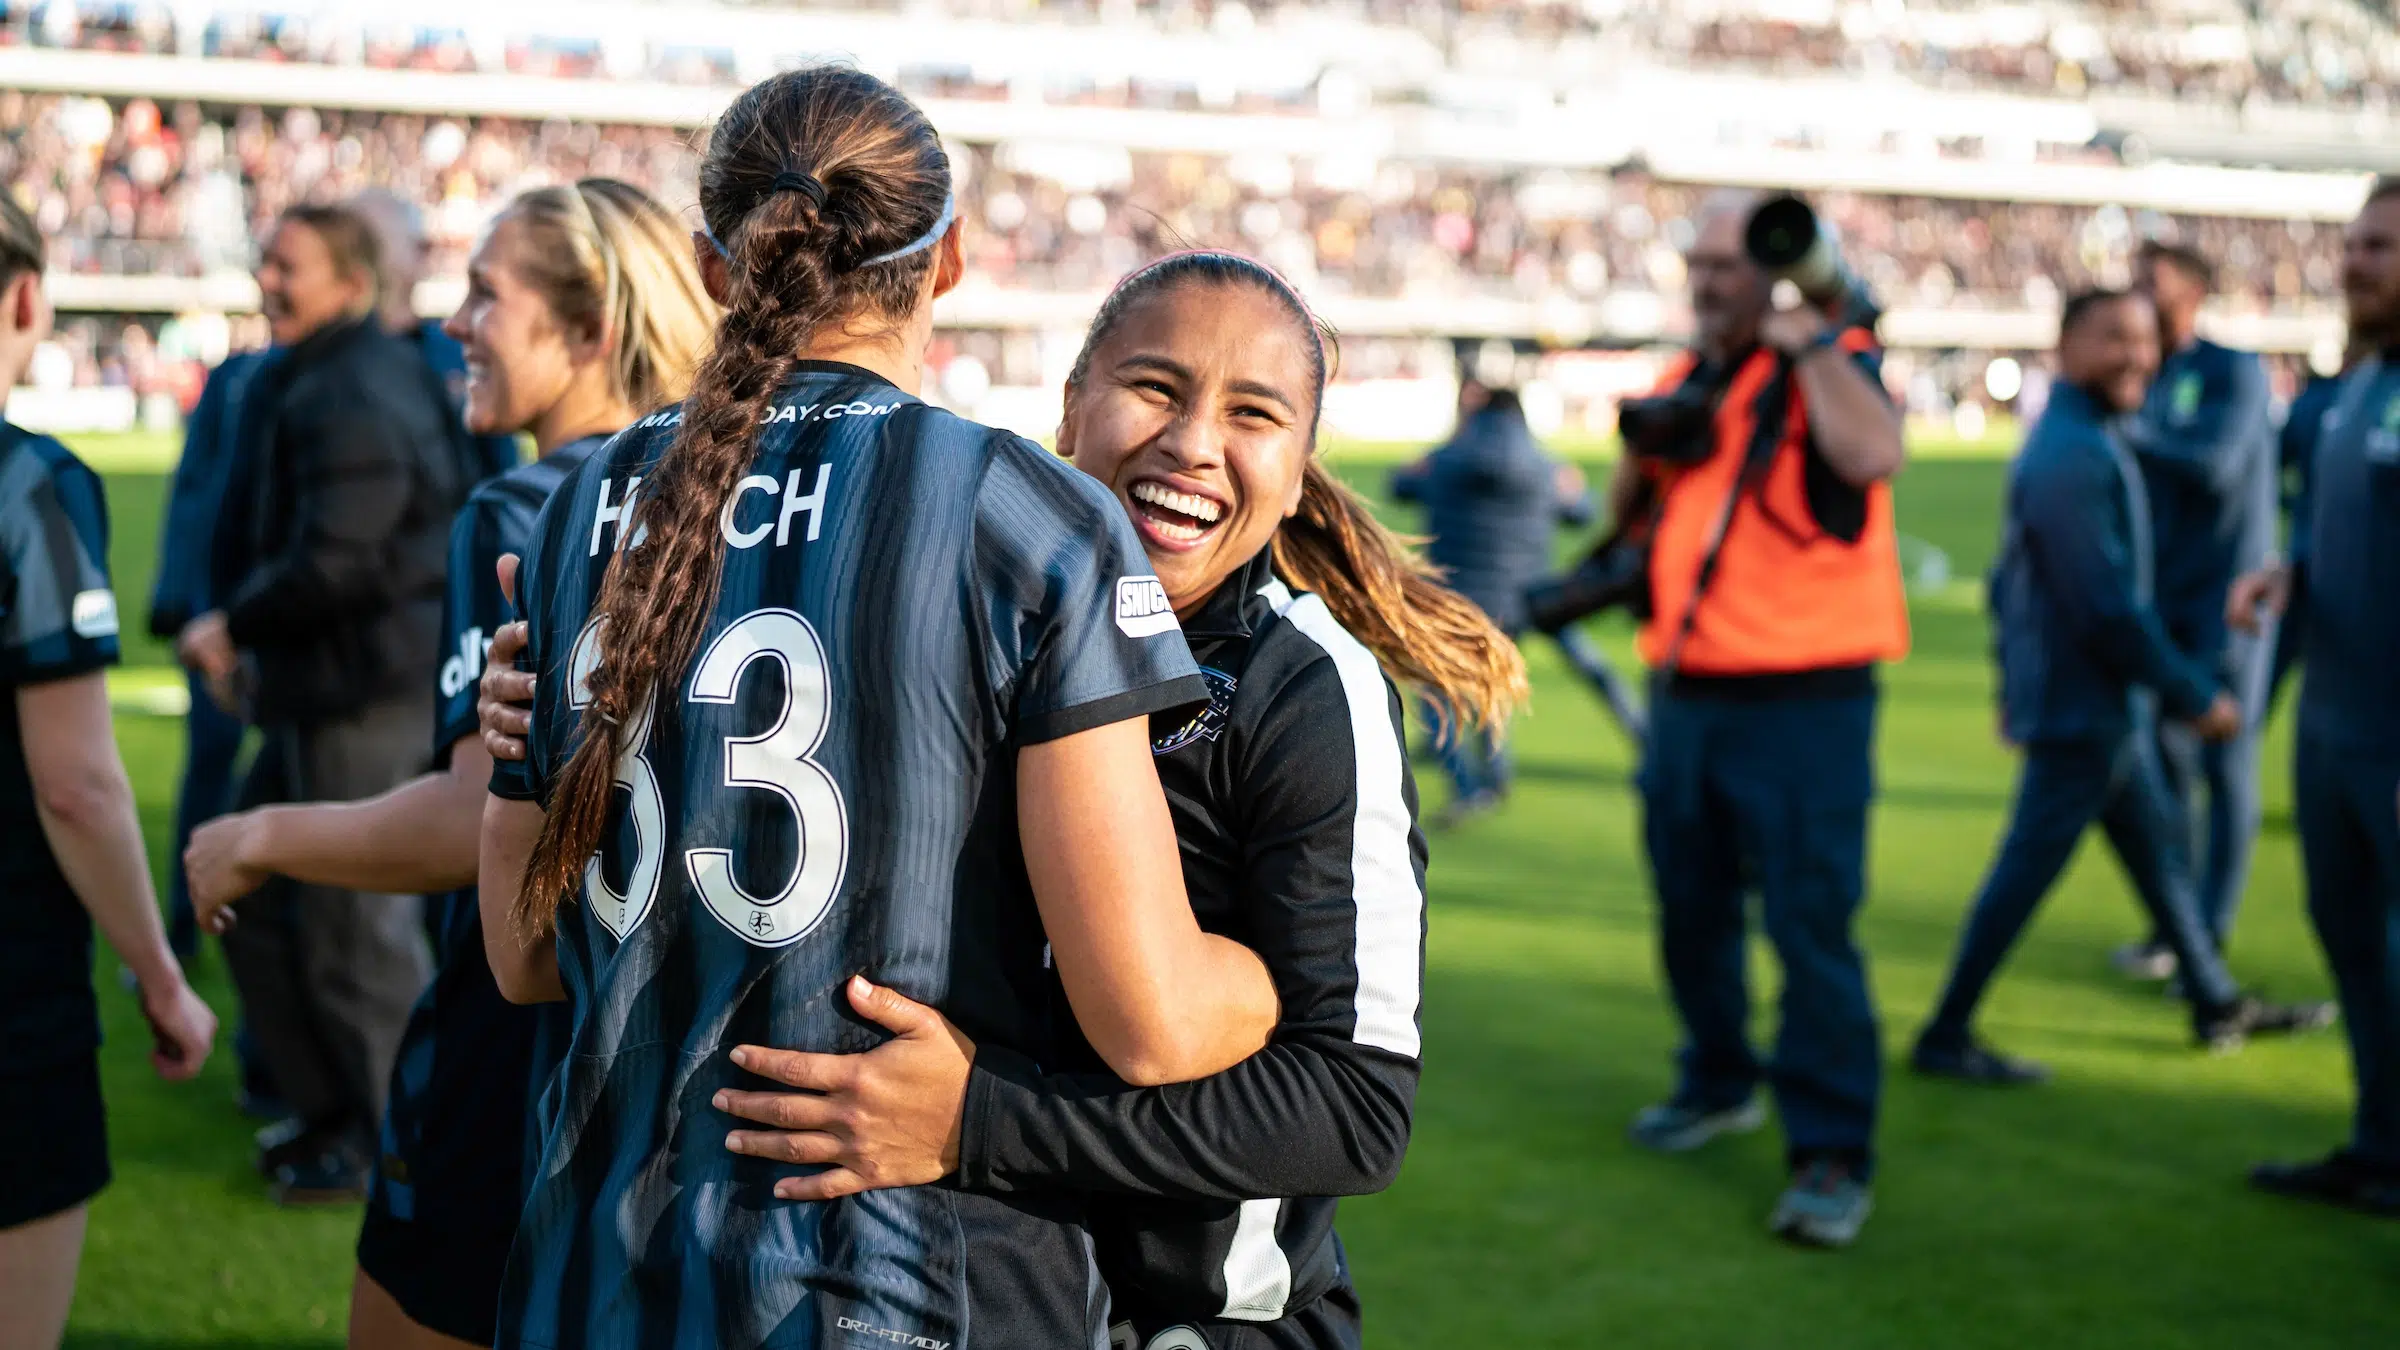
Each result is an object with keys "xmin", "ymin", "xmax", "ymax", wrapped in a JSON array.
[
  {"xmin": 1271, "ymin": 461, "xmax": 1528, "ymax": 735},
  {"xmin": 517, "ymin": 67, "xmax": 953, "ymax": 938}
]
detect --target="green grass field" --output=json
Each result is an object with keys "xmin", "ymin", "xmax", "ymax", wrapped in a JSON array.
[{"xmin": 62, "ymin": 431, "xmax": 2400, "ymax": 1349}]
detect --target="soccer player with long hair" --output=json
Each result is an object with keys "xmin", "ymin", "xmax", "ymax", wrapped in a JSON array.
[
  {"xmin": 485, "ymin": 250, "xmax": 1527, "ymax": 1348},
  {"xmin": 183, "ymin": 177, "xmax": 714, "ymax": 1349},
  {"xmin": 472, "ymin": 68, "xmax": 1279, "ymax": 1347},
  {"xmin": 0, "ymin": 188, "xmax": 216, "ymax": 1350}
]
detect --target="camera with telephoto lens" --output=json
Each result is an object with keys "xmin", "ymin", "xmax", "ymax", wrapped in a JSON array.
[
  {"xmin": 1743, "ymin": 192, "xmax": 1881, "ymax": 329},
  {"xmin": 1525, "ymin": 521, "xmax": 1655, "ymax": 634},
  {"xmin": 1525, "ymin": 192, "xmax": 1877, "ymax": 636},
  {"xmin": 1613, "ymin": 362, "xmax": 1729, "ymax": 466}
]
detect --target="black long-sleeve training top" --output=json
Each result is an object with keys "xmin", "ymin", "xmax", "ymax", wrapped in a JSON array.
[{"xmin": 960, "ymin": 546, "xmax": 1428, "ymax": 1330}]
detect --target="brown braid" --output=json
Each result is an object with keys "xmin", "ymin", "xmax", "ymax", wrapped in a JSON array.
[
  {"xmin": 516, "ymin": 67, "xmax": 952, "ymax": 939},
  {"xmin": 1272, "ymin": 461, "xmax": 1529, "ymax": 735},
  {"xmin": 1068, "ymin": 251, "xmax": 1529, "ymax": 736}
]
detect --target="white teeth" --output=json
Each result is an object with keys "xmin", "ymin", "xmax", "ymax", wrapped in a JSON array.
[{"xmin": 1131, "ymin": 481, "xmax": 1222, "ymax": 524}]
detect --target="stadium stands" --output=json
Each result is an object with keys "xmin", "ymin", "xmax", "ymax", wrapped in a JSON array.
[
  {"xmin": 0, "ymin": 89, "xmax": 2348, "ymax": 312},
  {"xmin": 0, "ymin": 0, "xmax": 2375, "ymax": 433},
  {"xmin": 5, "ymin": 1, "xmax": 2396, "ymax": 117}
]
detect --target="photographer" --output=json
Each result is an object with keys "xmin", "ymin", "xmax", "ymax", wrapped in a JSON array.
[{"xmin": 1617, "ymin": 191, "xmax": 1907, "ymax": 1250}]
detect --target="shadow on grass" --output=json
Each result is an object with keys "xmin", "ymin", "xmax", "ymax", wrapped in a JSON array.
[
  {"xmin": 1466, "ymin": 744, "xmax": 2008, "ymax": 817},
  {"xmin": 1350, "ymin": 960, "xmax": 2398, "ymax": 1350}
]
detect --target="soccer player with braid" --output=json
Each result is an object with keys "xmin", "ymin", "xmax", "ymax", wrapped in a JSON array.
[
  {"xmin": 473, "ymin": 68, "xmax": 1280, "ymax": 1347},
  {"xmin": 485, "ymin": 248, "xmax": 1526, "ymax": 1348}
]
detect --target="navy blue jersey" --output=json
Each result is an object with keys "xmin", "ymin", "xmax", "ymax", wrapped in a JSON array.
[
  {"xmin": 0, "ymin": 425, "xmax": 120, "ymax": 1072},
  {"xmin": 489, "ymin": 362, "xmax": 1206, "ymax": 1350},
  {"xmin": 372, "ymin": 436, "xmax": 604, "ymax": 1245},
  {"xmin": 433, "ymin": 435, "xmax": 609, "ymax": 768}
]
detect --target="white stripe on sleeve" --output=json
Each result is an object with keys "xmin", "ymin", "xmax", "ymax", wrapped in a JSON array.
[
  {"xmin": 1218, "ymin": 1199, "xmax": 1292, "ymax": 1321},
  {"xmin": 1277, "ymin": 592, "xmax": 1425, "ymax": 1059}
]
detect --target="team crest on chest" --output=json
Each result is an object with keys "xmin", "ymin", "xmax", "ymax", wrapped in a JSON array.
[
  {"xmin": 2371, "ymin": 395, "xmax": 2400, "ymax": 464},
  {"xmin": 1153, "ymin": 667, "xmax": 1236, "ymax": 755}
]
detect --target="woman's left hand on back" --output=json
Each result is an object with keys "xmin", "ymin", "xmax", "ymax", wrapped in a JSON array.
[{"xmin": 717, "ymin": 975, "xmax": 977, "ymax": 1202}]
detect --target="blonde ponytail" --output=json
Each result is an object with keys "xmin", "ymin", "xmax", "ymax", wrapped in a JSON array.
[{"xmin": 494, "ymin": 178, "xmax": 719, "ymax": 413}]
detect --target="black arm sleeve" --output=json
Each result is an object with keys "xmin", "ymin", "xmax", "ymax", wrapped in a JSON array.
[
  {"xmin": 961, "ymin": 1035, "xmax": 1415, "ymax": 1201},
  {"xmin": 958, "ymin": 652, "xmax": 1424, "ymax": 1201}
]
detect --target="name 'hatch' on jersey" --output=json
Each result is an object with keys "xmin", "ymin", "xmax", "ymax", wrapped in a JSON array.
[{"xmin": 488, "ymin": 362, "xmax": 1207, "ymax": 1350}]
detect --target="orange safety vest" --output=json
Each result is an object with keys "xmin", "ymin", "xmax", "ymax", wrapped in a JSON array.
[{"xmin": 1634, "ymin": 334, "xmax": 1911, "ymax": 675}]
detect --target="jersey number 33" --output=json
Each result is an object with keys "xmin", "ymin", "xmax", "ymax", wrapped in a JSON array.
[{"xmin": 565, "ymin": 607, "xmax": 850, "ymax": 948}]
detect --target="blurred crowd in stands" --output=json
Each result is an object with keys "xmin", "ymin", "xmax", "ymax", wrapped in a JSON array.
[
  {"xmin": 1, "ymin": 90, "xmax": 2344, "ymax": 305},
  {"xmin": 1647, "ymin": 2, "xmax": 2395, "ymax": 109},
  {"xmin": 4, "ymin": 0, "xmax": 2395, "ymax": 111},
  {"xmin": 0, "ymin": 87, "xmax": 2343, "ymax": 416}
]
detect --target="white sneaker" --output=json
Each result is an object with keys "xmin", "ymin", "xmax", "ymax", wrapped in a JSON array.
[
  {"xmin": 2110, "ymin": 940, "xmax": 2178, "ymax": 981},
  {"xmin": 1628, "ymin": 1096, "xmax": 1768, "ymax": 1153}
]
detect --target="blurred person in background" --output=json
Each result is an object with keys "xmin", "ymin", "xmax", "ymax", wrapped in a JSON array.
[
  {"xmin": 2264, "ymin": 336, "xmax": 2361, "ymax": 711},
  {"xmin": 2233, "ymin": 179, "xmax": 2400, "ymax": 1217},
  {"xmin": 2114, "ymin": 240, "xmax": 2277, "ymax": 974},
  {"xmin": 0, "ymin": 190, "xmax": 215, "ymax": 1350},
  {"xmin": 1914, "ymin": 288, "xmax": 2328, "ymax": 1088},
  {"xmin": 1391, "ymin": 382, "xmax": 1591, "ymax": 826},
  {"xmin": 1619, "ymin": 191, "xmax": 1907, "ymax": 1249},
  {"xmin": 175, "ymin": 201, "xmax": 470, "ymax": 1206},
  {"xmin": 148, "ymin": 339, "xmax": 272, "ymax": 961},
  {"xmin": 350, "ymin": 188, "xmax": 521, "ymax": 485}
]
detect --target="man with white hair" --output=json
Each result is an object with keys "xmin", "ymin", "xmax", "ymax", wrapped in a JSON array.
[{"xmin": 351, "ymin": 187, "xmax": 519, "ymax": 483}]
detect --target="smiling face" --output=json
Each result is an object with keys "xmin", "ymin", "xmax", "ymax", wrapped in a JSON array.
[
  {"xmin": 1059, "ymin": 279, "xmax": 1318, "ymax": 614},
  {"xmin": 442, "ymin": 213, "xmax": 587, "ymax": 437},
  {"xmin": 254, "ymin": 220, "xmax": 369, "ymax": 347},
  {"xmin": 2060, "ymin": 292, "xmax": 2159, "ymax": 415}
]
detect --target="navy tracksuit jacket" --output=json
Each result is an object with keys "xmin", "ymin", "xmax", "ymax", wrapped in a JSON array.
[{"xmin": 1923, "ymin": 383, "xmax": 2242, "ymax": 1046}]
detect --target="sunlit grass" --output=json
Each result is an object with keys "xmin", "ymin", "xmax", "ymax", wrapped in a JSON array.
[{"xmin": 66, "ymin": 450, "xmax": 2395, "ymax": 1349}]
